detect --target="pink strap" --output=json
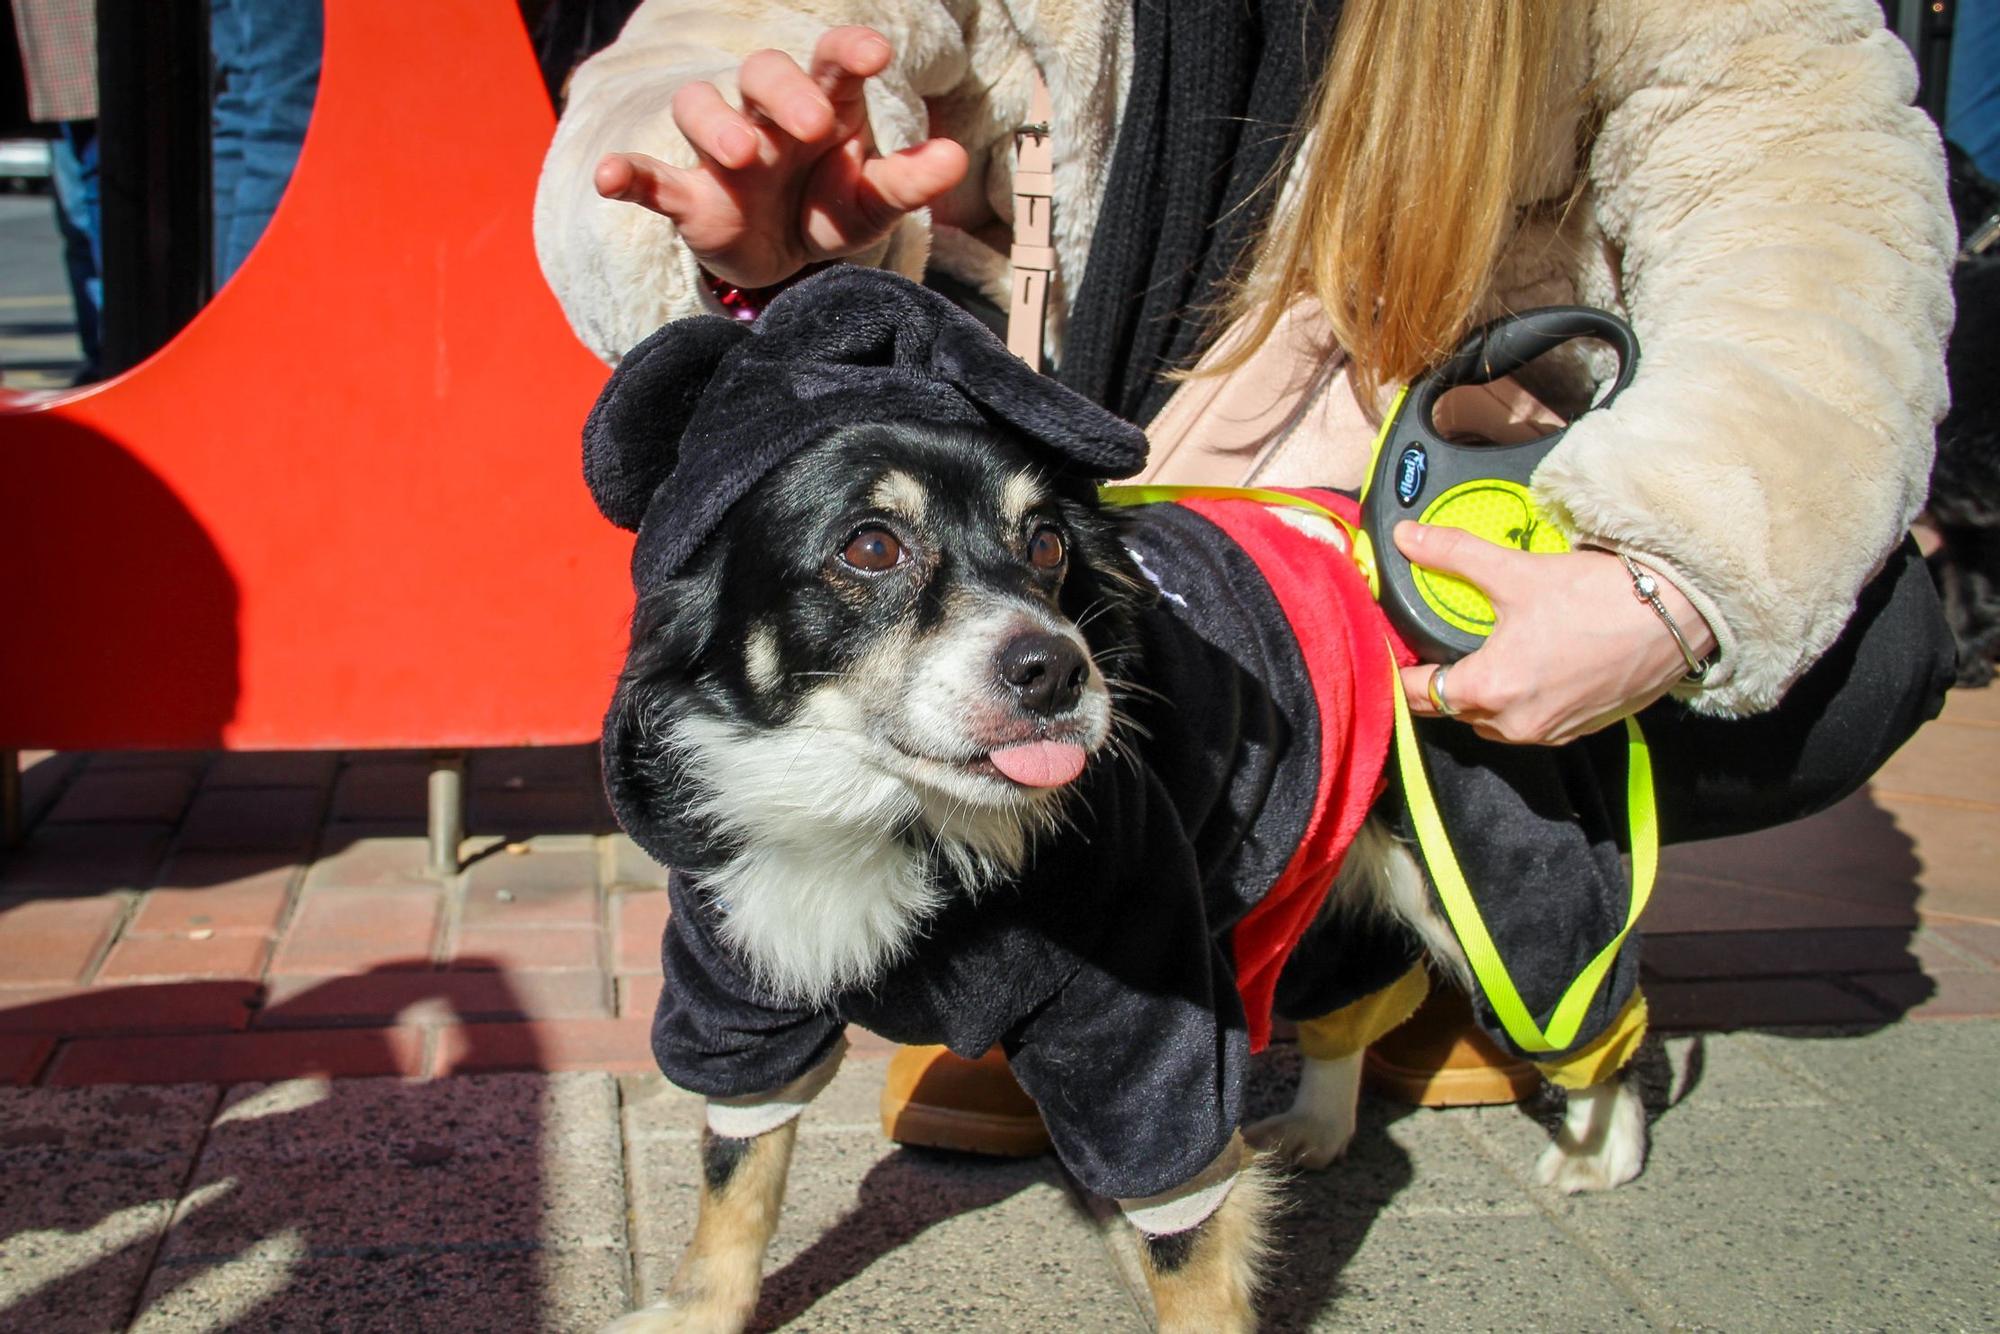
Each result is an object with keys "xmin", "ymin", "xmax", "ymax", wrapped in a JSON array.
[{"xmin": 1007, "ymin": 75, "xmax": 1055, "ymax": 369}]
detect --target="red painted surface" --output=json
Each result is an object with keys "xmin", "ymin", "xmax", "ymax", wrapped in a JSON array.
[{"xmin": 0, "ymin": 3, "xmax": 626, "ymax": 749}]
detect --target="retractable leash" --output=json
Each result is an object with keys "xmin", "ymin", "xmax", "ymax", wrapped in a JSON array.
[
  {"xmin": 1099, "ymin": 311, "xmax": 1660, "ymax": 1056},
  {"xmin": 1003, "ymin": 86, "xmax": 1655, "ymax": 1055}
]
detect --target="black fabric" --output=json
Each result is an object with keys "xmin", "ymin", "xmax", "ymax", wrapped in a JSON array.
[
  {"xmin": 581, "ymin": 268, "xmax": 1149, "ymax": 575},
  {"xmin": 1058, "ymin": 0, "xmax": 1341, "ymax": 425},
  {"xmin": 646, "ymin": 503, "xmax": 1329, "ymax": 1201},
  {"xmin": 1369, "ymin": 537, "xmax": 1956, "ymax": 1062}
]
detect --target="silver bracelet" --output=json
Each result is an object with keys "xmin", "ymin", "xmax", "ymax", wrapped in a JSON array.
[{"xmin": 1618, "ymin": 553, "xmax": 1712, "ymax": 682}]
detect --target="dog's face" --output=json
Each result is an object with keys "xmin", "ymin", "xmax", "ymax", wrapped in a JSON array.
[{"xmin": 618, "ymin": 422, "xmax": 1144, "ymax": 822}]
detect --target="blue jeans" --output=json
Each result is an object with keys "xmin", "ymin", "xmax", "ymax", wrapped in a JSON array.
[
  {"xmin": 50, "ymin": 120, "xmax": 102, "ymax": 373},
  {"xmin": 210, "ymin": 0, "xmax": 323, "ymax": 286},
  {"xmin": 1949, "ymin": 0, "xmax": 2000, "ymax": 180}
]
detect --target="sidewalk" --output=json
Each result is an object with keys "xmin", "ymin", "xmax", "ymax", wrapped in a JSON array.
[{"xmin": 1, "ymin": 687, "xmax": 1996, "ymax": 1329}]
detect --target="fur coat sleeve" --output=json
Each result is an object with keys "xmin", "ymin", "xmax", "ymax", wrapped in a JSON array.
[{"xmin": 1534, "ymin": 0, "xmax": 1955, "ymax": 714}]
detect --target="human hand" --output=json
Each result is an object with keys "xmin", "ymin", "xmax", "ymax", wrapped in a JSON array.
[
  {"xmin": 1393, "ymin": 522, "xmax": 1717, "ymax": 746},
  {"xmin": 592, "ymin": 26, "xmax": 970, "ymax": 290}
]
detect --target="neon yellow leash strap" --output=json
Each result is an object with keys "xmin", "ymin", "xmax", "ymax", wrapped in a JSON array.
[
  {"xmin": 1097, "ymin": 484, "xmax": 1380, "ymax": 596},
  {"xmin": 1389, "ymin": 666, "xmax": 1657, "ymax": 1054},
  {"xmin": 1097, "ymin": 482, "xmax": 1661, "ymax": 1056}
]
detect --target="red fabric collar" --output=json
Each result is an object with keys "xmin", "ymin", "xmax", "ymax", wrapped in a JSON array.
[{"xmin": 1175, "ymin": 490, "xmax": 1414, "ymax": 1051}]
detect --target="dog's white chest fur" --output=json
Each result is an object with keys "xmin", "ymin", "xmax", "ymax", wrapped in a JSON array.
[{"xmin": 668, "ymin": 704, "xmax": 1023, "ymax": 1003}]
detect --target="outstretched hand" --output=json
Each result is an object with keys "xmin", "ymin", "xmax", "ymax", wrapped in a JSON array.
[
  {"xmin": 1393, "ymin": 522, "xmax": 1716, "ymax": 746},
  {"xmin": 593, "ymin": 26, "xmax": 970, "ymax": 290}
]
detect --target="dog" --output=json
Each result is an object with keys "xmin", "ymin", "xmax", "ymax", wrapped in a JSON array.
[{"xmin": 589, "ymin": 268, "xmax": 1649, "ymax": 1333}]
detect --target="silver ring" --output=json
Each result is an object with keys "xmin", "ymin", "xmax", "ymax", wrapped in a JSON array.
[{"xmin": 1427, "ymin": 663, "xmax": 1459, "ymax": 718}]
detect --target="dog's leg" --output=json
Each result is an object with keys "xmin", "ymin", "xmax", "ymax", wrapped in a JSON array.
[
  {"xmin": 1530, "ymin": 992, "xmax": 1650, "ymax": 1193},
  {"xmin": 1248, "ymin": 963, "xmax": 1429, "ymax": 1170},
  {"xmin": 1532, "ymin": 1077, "xmax": 1646, "ymax": 1194},
  {"xmin": 606, "ymin": 1122, "xmax": 798, "ymax": 1334},
  {"xmin": 1127, "ymin": 1141, "xmax": 1277, "ymax": 1334}
]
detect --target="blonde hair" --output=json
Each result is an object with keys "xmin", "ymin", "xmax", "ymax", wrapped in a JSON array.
[{"xmin": 1216, "ymin": 0, "xmax": 1580, "ymax": 402}]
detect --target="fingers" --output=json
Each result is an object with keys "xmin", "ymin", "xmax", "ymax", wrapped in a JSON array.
[
  {"xmin": 1393, "ymin": 522, "xmax": 1523, "ymax": 606},
  {"xmin": 594, "ymin": 152, "xmax": 696, "ymax": 218},
  {"xmin": 671, "ymin": 80, "xmax": 760, "ymax": 169},
  {"xmin": 739, "ymin": 48, "xmax": 835, "ymax": 141},
  {"xmin": 811, "ymin": 25, "xmax": 894, "ymax": 93},
  {"xmin": 856, "ymin": 137, "xmax": 970, "ymax": 219}
]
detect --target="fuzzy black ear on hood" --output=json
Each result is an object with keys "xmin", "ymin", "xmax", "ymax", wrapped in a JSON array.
[
  {"xmin": 583, "ymin": 315, "xmax": 751, "ymax": 532},
  {"xmin": 580, "ymin": 266, "xmax": 1151, "ymax": 582}
]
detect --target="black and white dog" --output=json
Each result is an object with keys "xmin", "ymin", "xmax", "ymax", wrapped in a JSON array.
[{"xmin": 591, "ymin": 269, "xmax": 1646, "ymax": 1333}]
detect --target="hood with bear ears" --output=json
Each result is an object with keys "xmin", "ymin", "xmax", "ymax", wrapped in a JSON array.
[{"xmin": 581, "ymin": 265, "xmax": 1151, "ymax": 586}]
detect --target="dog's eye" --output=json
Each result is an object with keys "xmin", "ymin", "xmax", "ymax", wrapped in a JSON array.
[
  {"xmin": 1029, "ymin": 527, "xmax": 1066, "ymax": 571},
  {"xmin": 841, "ymin": 526, "xmax": 906, "ymax": 572}
]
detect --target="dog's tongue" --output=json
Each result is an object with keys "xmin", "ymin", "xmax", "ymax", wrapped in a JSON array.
[{"xmin": 989, "ymin": 740, "xmax": 1088, "ymax": 788}]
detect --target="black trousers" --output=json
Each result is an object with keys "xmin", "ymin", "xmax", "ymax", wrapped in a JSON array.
[{"xmin": 1277, "ymin": 538, "xmax": 1957, "ymax": 1056}]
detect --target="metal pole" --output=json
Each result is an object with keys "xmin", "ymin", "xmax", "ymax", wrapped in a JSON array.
[{"xmin": 427, "ymin": 752, "xmax": 465, "ymax": 877}]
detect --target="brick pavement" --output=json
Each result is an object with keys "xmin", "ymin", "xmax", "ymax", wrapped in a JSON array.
[{"xmin": 2, "ymin": 685, "xmax": 1996, "ymax": 1088}]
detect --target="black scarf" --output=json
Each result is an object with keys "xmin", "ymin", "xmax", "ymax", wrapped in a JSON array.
[{"xmin": 1057, "ymin": 0, "xmax": 1341, "ymax": 426}]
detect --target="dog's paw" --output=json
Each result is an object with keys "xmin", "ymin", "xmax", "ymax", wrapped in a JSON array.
[
  {"xmin": 1244, "ymin": 1108, "xmax": 1357, "ymax": 1170},
  {"xmin": 601, "ymin": 1294, "xmax": 749, "ymax": 1334},
  {"xmin": 1532, "ymin": 1079, "xmax": 1646, "ymax": 1194}
]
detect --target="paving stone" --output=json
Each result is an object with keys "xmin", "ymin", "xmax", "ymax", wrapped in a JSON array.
[
  {"xmin": 18, "ymin": 751, "xmax": 85, "ymax": 826},
  {"xmin": 1870, "ymin": 716, "xmax": 2000, "ymax": 808},
  {"xmin": 87, "ymin": 751, "xmax": 212, "ymax": 772},
  {"xmin": 1640, "ymin": 927, "xmax": 1955, "ymax": 980},
  {"xmin": 203, "ymin": 750, "xmax": 340, "ymax": 789},
  {"xmin": 1741, "ymin": 1023, "xmax": 2000, "ymax": 1196},
  {"xmin": 131, "ymin": 1245, "xmax": 628, "ymax": 1333},
  {"xmin": 258, "ymin": 970, "xmax": 609, "ymax": 1028},
  {"xmin": 0, "ymin": 896, "xmax": 126, "ymax": 985},
  {"xmin": 1645, "ymin": 976, "xmax": 1892, "ymax": 1030},
  {"xmin": 0, "ymin": 823, "xmax": 172, "ymax": 895},
  {"xmin": 1659, "ymin": 791, "xmax": 1926, "ymax": 910},
  {"xmin": 621, "ymin": 1063, "xmax": 1146, "ymax": 1332},
  {"xmin": 1929, "ymin": 919, "xmax": 2000, "ymax": 965},
  {"xmin": 0, "ymin": 1083, "xmax": 218, "ymax": 1332},
  {"xmin": 44, "ymin": 767, "xmax": 197, "ymax": 824},
  {"xmin": 1873, "ymin": 795, "xmax": 2000, "ymax": 922},
  {"xmin": 94, "ymin": 933, "xmax": 270, "ymax": 983},
  {"xmin": 613, "ymin": 888, "xmax": 669, "ymax": 976},
  {"xmin": 471, "ymin": 744, "xmax": 599, "ymax": 791},
  {"xmin": 1246, "ymin": 1047, "xmax": 1536, "ymax": 1222},
  {"xmin": 0, "ymin": 1035, "xmax": 52, "ymax": 1083},
  {"xmin": 469, "ymin": 784, "xmax": 616, "ymax": 835},
  {"xmin": 177, "ymin": 787, "xmax": 326, "ymax": 854},
  {"xmin": 451, "ymin": 924, "xmax": 602, "ymax": 972},
  {"xmin": 1641, "ymin": 871, "xmax": 1918, "ymax": 936},
  {"xmin": 608, "ymin": 832, "xmax": 670, "ymax": 889},
  {"xmin": 268, "ymin": 887, "xmax": 442, "ymax": 975},
  {"xmin": 435, "ymin": 1017, "xmax": 655, "ymax": 1075},
  {"xmin": 46, "ymin": 1027, "xmax": 427, "ymax": 1086},
  {"xmin": 0, "ymin": 982, "xmax": 259, "ymax": 1037},
  {"xmin": 617, "ymin": 975, "xmax": 657, "ymax": 1019},
  {"xmin": 1253, "ymin": 1211, "xmax": 1653, "ymax": 1331},
  {"xmin": 130, "ymin": 873, "xmax": 294, "ymax": 936},
  {"xmin": 1530, "ymin": 1079, "xmax": 2000, "ymax": 1331},
  {"xmin": 462, "ymin": 847, "xmax": 600, "ymax": 926},
  {"xmin": 147, "ymin": 1074, "xmax": 622, "ymax": 1259},
  {"xmin": 1849, "ymin": 968, "xmax": 2000, "ymax": 1020},
  {"xmin": 327, "ymin": 761, "xmax": 430, "ymax": 822},
  {"xmin": 301, "ymin": 831, "xmax": 437, "ymax": 892}
]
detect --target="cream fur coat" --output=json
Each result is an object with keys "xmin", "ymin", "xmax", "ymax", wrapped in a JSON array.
[{"xmin": 535, "ymin": 0, "xmax": 1954, "ymax": 716}]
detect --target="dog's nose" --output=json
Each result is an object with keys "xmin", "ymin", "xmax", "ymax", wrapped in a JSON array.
[{"xmin": 997, "ymin": 632, "xmax": 1087, "ymax": 715}]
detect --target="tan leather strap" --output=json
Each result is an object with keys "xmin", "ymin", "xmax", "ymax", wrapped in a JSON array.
[{"xmin": 1007, "ymin": 74, "xmax": 1055, "ymax": 370}]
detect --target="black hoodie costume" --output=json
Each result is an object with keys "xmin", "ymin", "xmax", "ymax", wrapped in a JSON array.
[{"xmin": 585, "ymin": 269, "xmax": 1646, "ymax": 1202}]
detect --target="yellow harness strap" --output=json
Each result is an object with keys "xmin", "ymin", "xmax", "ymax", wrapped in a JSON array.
[{"xmin": 1098, "ymin": 482, "xmax": 1660, "ymax": 1059}]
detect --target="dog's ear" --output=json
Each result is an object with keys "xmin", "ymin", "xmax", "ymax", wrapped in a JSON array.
[
  {"xmin": 933, "ymin": 318, "xmax": 1149, "ymax": 478},
  {"xmin": 584, "ymin": 316, "xmax": 751, "ymax": 531}
]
